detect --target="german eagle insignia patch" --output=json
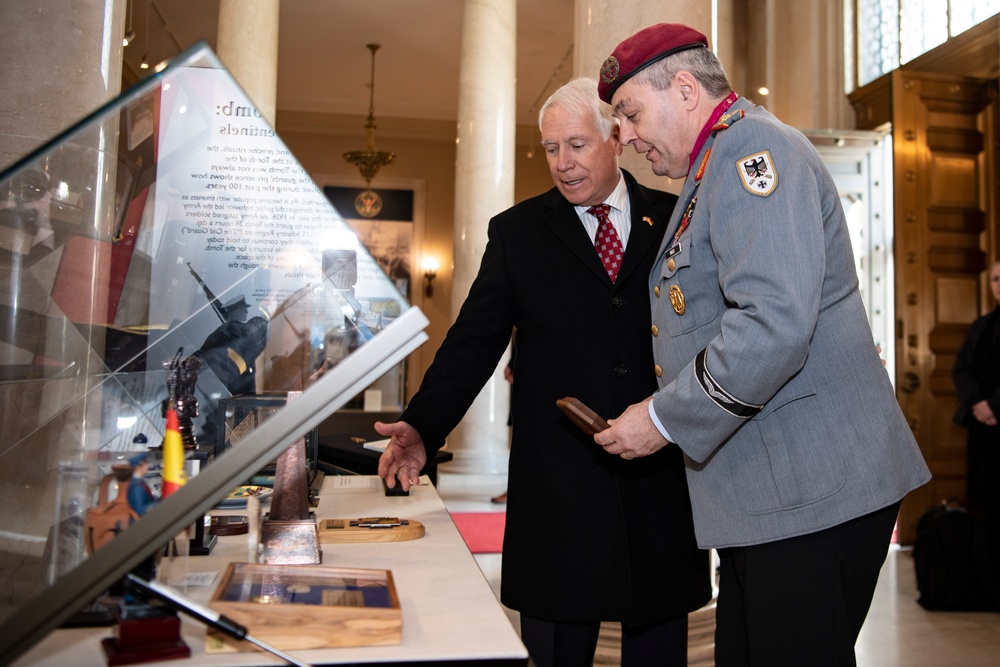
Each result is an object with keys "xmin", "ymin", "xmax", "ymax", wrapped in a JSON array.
[{"xmin": 736, "ymin": 150, "xmax": 777, "ymax": 196}]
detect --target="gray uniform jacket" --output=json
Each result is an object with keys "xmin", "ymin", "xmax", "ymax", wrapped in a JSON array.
[{"xmin": 649, "ymin": 96, "xmax": 930, "ymax": 549}]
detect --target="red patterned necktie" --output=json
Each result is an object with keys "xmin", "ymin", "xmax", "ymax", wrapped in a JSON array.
[{"xmin": 588, "ymin": 204, "xmax": 622, "ymax": 283}]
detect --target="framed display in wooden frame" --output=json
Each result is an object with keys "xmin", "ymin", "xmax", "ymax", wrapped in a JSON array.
[{"xmin": 207, "ymin": 562, "xmax": 401, "ymax": 652}]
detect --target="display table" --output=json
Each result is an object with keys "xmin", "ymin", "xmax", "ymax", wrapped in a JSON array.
[{"xmin": 12, "ymin": 476, "xmax": 527, "ymax": 666}]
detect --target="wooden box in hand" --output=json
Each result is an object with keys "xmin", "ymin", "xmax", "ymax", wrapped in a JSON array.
[{"xmin": 206, "ymin": 562, "xmax": 401, "ymax": 652}]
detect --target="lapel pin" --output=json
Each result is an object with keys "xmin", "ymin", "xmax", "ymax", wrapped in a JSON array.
[{"xmin": 643, "ymin": 216, "xmax": 654, "ymax": 226}]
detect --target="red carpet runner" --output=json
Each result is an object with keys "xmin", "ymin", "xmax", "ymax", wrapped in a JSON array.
[{"xmin": 450, "ymin": 512, "xmax": 506, "ymax": 553}]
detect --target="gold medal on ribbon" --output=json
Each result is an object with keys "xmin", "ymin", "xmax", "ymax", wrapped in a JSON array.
[{"xmin": 669, "ymin": 285, "xmax": 686, "ymax": 315}]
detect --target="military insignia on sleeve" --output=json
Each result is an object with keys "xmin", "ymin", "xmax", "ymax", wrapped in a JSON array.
[
  {"xmin": 694, "ymin": 350, "xmax": 764, "ymax": 418},
  {"xmin": 736, "ymin": 150, "xmax": 777, "ymax": 196}
]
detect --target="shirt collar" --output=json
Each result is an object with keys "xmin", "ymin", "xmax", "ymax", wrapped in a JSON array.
[{"xmin": 575, "ymin": 169, "xmax": 628, "ymax": 218}]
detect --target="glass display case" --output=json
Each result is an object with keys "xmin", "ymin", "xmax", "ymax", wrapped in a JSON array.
[{"xmin": 0, "ymin": 42, "xmax": 427, "ymax": 662}]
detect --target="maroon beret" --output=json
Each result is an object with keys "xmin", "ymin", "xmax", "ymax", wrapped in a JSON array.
[{"xmin": 598, "ymin": 23, "xmax": 709, "ymax": 103}]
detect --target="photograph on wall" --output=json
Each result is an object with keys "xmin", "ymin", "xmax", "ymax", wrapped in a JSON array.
[
  {"xmin": 323, "ymin": 186, "xmax": 415, "ymax": 411},
  {"xmin": 323, "ymin": 186, "xmax": 414, "ymax": 300}
]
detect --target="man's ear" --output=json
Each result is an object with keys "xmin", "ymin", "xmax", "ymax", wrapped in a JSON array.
[
  {"xmin": 675, "ymin": 71, "xmax": 699, "ymax": 109},
  {"xmin": 611, "ymin": 123, "xmax": 624, "ymax": 156}
]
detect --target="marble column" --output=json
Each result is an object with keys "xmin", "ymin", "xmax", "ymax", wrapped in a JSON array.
[
  {"xmin": 0, "ymin": 0, "xmax": 125, "ymax": 168},
  {"xmin": 740, "ymin": 0, "xmax": 853, "ymax": 130},
  {"xmin": 443, "ymin": 0, "xmax": 516, "ymax": 474},
  {"xmin": 216, "ymin": 0, "xmax": 280, "ymax": 125},
  {"xmin": 0, "ymin": 0, "xmax": 125, "ymax": 368},
  {"xmin": 574, "ymin": 0, "xmax": 726, "ymax": 193},
  {"xmin": 0, "ymin": 0, "xmax": 125, "ymax": 565}
]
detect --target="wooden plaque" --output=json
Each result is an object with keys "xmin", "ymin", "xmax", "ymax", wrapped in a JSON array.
[
  {"xmin": 319, "ymin": 517, "xmax": 425, "ymax": 543},
  {"xmin": 556, "ymin": 396, "xmax": 610, "ymax": 435}
]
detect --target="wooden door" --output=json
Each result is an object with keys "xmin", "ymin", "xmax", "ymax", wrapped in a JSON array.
[{"xmin": 891, "ymin": 70, "xmax": 998, "ymax": 544}]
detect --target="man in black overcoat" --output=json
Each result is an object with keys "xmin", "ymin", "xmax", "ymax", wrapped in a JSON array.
[{"xmin": 377, "ymin": 78, "xmax": 710, "ymax": 666}]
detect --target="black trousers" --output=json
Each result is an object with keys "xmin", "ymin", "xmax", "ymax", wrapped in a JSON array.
[
  {"xmin": 714, "ymin": 500, "xmax": 901, "ymax": 667},
  {"xmin": 519, "ymin": 614, "xmax": 688, "ymax": 667}
]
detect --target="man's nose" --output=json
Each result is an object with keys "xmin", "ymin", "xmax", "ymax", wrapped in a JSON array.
[{"xmin": 620, "ymin": 125, "xmax": 639, "ymax": 145}]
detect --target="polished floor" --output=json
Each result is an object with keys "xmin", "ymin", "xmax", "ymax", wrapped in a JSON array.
[{"xmin": 436, "ymin": 471, "xmax": 1000, "ymax": 667}]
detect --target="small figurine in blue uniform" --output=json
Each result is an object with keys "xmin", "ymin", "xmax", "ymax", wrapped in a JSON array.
[{"xmin": 125, "ymin": 452, "xmax": 156, "ymax": 522}]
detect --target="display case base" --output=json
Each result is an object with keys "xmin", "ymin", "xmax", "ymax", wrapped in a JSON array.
[
  {"xmin": 101, "ymin": 637, "xmax": 191, "ymax": 666},
  {"xmin": 101, "ymin": 604, "xmax": 190, "ymax": 665}
]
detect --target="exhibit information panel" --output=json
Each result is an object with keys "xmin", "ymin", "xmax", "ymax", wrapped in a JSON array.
[{"xmin": 0, "ymin": 42, "xmax": 427, "ymax": 662}]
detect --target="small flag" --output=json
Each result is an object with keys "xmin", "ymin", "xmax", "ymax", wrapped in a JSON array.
[{"xmin": 160, "ymin": 407, "xmax": 186, "ymax": 498}]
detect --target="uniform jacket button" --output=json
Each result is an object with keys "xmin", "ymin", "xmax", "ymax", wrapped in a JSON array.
[
  {"xmin": 651, "ymin": 324, "xmax": 659, "ymax": 337},
  {"xmin": 611, "ymin": 295, "xmax": 623, "ymax": 307},
  {"xmin": 654, "ymin": 286, "xmax": 661, "ymax": 298},
  {"xmin": 615, "ymin": 365, "xmax": 627, "ymax": 377},
  {"xmin": 654, "ymin": 364, "xmax": 662, "ymax": 377}
]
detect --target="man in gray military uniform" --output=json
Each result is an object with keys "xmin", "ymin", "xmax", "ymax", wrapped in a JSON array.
[{"xmin": 592, "ymin": 23, "xmax": 931, "ymax": 666}]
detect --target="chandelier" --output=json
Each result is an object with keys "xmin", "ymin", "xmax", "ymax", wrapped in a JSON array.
[{"xmin": 343, "ymin": 43, "xmax": 395, "ymax": 218}]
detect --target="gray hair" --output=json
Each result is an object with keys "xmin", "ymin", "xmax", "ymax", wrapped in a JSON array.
[
  {"xmin": 632, "ymin": 47, "xmax": 732, "ymax": 99},
  {"xmin": 539, "ymin": 77, "xmax": 617, "ymax": 141}
]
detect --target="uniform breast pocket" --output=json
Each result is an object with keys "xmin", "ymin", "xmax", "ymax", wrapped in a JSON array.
[{"xmin": 656, "ymin": 248, "xmax": 720, "ymax": 336}]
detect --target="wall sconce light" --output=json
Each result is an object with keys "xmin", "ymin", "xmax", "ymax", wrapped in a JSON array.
[
  {"xmin": 423, "ymin": 256, "xmax": 439, "ymax": 298},
  {"xmin": 123, "ymin": 0, "xmax": 136, "ymax": 46},
  {"xmin": 139, "ymin": 0, "xmax": 149, "ymax": 68}
]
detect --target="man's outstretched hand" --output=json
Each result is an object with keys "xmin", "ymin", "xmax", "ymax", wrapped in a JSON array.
[{"xmin": 375, "ymin": 420, "xmax": 428, "ymax": 492}]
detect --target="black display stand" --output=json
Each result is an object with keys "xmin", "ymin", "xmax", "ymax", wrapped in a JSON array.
[{"xmin": 188, "ymin": 446, "xmax": 217, "ymax": 556}]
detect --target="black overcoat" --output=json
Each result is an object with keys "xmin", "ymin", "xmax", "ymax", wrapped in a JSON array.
[
  {"xmin": 953, "ymin": 306, "xmax": 1000, "ymax": 515},
  {"xmin": 401, "ymin": 170, "xmax": 711, "ymax": 624}
]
